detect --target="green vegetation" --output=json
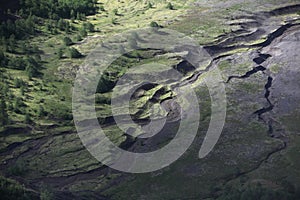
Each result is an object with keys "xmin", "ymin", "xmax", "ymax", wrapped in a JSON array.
[
  {"xmin": 167, "ymin": 2, "xmax": 174, "ymax": 10},
  {"xmin": 0, "ymin": 15, "xmax": 36, "ymax": 40},
  {"xmin": 0, "ymin": 0, "xmax": 187, "ymax": 147},
  {"xmin": 0, "ymin": 0, "xmax": 299, "ymax": 199},
  {"xmin": 0, "ymin": 98, "xmax": 9, "ymax": 126},
  {"xmin": 111, "ymin": 17, "xmax": 118, "ymax": 25},
  {"xmin": 68, "ymin": 47, "xmax": 82, "ymax": 58},
  {"xmin": 147, "ymin": 2, "xmax": 154, "ymax": 9},
  {"xmin": 216, "ymin": 183, "xmax": 300, "ymax": 200},
  {"xmin": 63, "ymin": 36, "xmax": 73, "ymax": 46},
  {"xmin": 40, "ymin": 184, "xmax": 54, "ymax": 200},
  {"xmin": 20, "ymin": 0, "xmax": 97, "ymax": 19},
  {"xmin": 150, "ymin": 21, "xmax": 159, "ymax": 27},
  {"xmin": 0, "ymin": 176, "xmax": 38, "ymax": 199}
]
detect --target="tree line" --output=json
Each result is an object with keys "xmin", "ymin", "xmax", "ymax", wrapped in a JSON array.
[{"xmin": 19, "ymin": 0, "xmax": 98, "ymax": 19}]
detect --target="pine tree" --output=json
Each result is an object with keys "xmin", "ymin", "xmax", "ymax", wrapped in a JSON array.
[
  {"xmin": 38, "ymin": 105, "xmax": 45, "ymax": 117},
  {"xmin": 24, "ymin": 112, "xmax": 31, "ymax": 124},
  {"xmin": 0, "ymin": 98, "xmax": 8, "ymax": 126},
  {"xmin": 80, "ymin": 13, "xmax": 86, "ymax": 21},
  {"xmin": 26, "ymin": 64, "xmax": 39, "ymax": 79},
  {"xmin": 111, "ymin": 18, "xmax": 117, "ymax": 25},
  {"xmin": 14, "ymin": 97, "xmax": 23, "ymax": 113},
  {"xmin": 58, "ymin": 19, "xmax": 65, "ymax": 31},
  {"xmin": 20, "ymin": 42, "xmax": 27, "ymax": 54},
  {"xmin": 68, "ymin": 48, "xmax": 82, "ymax": 58},
  {"xmin": 99, "ymin": 5, "xmax": 105, "ymax": 12},
  {"xmin": 45, "ymin": 21, "xmax": 52, "ymax": 32},
  {"xmin": 8, "ymin": 34, "xmax": 16, "ymax": 53},
  {"xmin": 113, "ymin": 9, "xmax": 118, "ymax": 16},
  {"xmin": 0, "ymin": 50, "xmax": 7, "ymax": 67},
  {"xmin": 75, "ymin": 34, "xmax": 82, "ymax": 42},
  {"xmin": 167, "ymin": 2, "xmax": 174, "ymax": 10},
  {"xmin": 2, "ymin": 84, "xmax": 9, "ymax": 97},
  {"xmin": 147, "ymin": 2, "xmax": 153, "ymax": 9},
  {"xmin": 57, "ymin": 48, "xmax": 64, "ymax": 59},
  {"xmin": 65, "ymin": 21, "xmax": 70, "ymax": 33},
  {"xmin": 83, "ymin": 22, "xmax": 94, "ymax": 32},
  {"xmin": 80, "ymin": 29, "xmax": 87, "ymax": 37},
  {"xmin": 25, "ymin": 56, "xmax": 40, "ymax": 79},
  {"xmin": 63, "ymin": 36, "xmax": 73, "ymax": 46},
  {"xmin": 150, "ymin": 21, "xmax": 159, "ymax": 28},
  {"xmin": 76, "ymin": 12, "xmax": 81, "ymax": 20},
  {"xmin": 70, "ymin": 10, "xmax": 75, "ymax": 20},
  {"xmin": 20, "ymin": 85, "xmax": 25, "ymax": 95}
]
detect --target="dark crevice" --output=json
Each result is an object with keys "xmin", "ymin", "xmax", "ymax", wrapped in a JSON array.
[
  {"xmin": 253, "ymin": 53, "xmax": 271, "ymax": 65},
  {"xmin": 214, "ymin": 29, "xmax": 266, "ymax": 48},
  {"xmin": 205, "ymin": 23, "xmax": 298, "ymax": 56},
  {"xmin": 268, "ymin": 4, "xmax": 300, "ymax": 16},
  {"xmin": 173, "ymin": 53, "xmax": 233, "ymax": 89},
  {"xmin": 252, "ymin": 23, "xmax": 295, "ymax": 48},
  {"xmin": 204, "ymin": 44, "xmax": 248, "ymax": 56},
  {"xmin": 267, "ymin": 119, "xmax": 274, "ymax": 136},
  {"xmin": 253, "ymin": 76, "xmax": 274, "ymax": 120},
  {"xmin": 119, "ymin": 133, "xmax": 137, "ymax": 150},
  {"xmin": 226, "ymin": 65, "xmax": 266, "ymax": 83},
  {"xmin": 174, "ymin": 60, "xmax": 196, "ymax": 75},
  {"xmin": 198, "ymin": 5, "xmax": 300, "ymax": 198},
  {"xmin": 222, "ymin": 138, "xmax": 286, "ymax": 186},
  {"xmin": 205, "ymin": 7, "xmax": 300, "ymax": 56},
  {"xmin": 264, "ymin": 77, "xmax": 273, "ymax": 100}
]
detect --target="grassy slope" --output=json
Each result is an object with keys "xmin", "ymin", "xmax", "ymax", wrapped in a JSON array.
[{"xmin": 0, "ymin": 0, "xmax": 300, "ymax": 199}]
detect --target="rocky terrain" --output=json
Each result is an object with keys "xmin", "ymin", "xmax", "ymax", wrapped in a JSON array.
[{"xmin": 0, "ymin": 0, "xmax": 300, "ymax": 199}]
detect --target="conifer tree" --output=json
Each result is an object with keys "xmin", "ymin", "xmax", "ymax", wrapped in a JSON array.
[{"xmin": 0, "ymin": 98, "xmax": 8, "ymax": 126}]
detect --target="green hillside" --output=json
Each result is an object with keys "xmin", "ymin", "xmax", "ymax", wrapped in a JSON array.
[{"xmin": 0, "ymin": 0, "xmax": 300, "ymax": 199}]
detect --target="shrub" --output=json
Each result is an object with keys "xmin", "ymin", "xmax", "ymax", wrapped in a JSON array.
[
  {"xmin": 0, "ymin": 50, "xmax": 8, "ymax": 67},
  {"xmin": 25, "ymin": 112, "xmax": 31, "ymax": 123},
  {"xmin": 95, "ymin": 94, "xmax": 111, "ymax": 104},
  {"xmin": 167, "ymin": 2, "xmax": 174, "ymax": 10},
  {"xmin": 112, "ymin": 18, "xmax": 117, "ymax": 25},
  {"xmin": 40, "ymin": 184, "xmax": 54, "ymax": 200},
  {"xmin": 83, "ymin": 22, "xmax": 95, "ymax": 32},
  {"xmin": 14, "ymin": 97, "xmax": 24, "ymax": 113},
  {"xmin": 0, "ymin": 176, "xmax": 37, "ymax": 200},
  {"xmin": 14, "ymin": 78, "xmax": 25, "ymax": 88},
  {"xmin": 147, "ymin": 2, "xmax": 153, "ymax": 9},
  {"xmin": 113, "ymin": 9, "xmax": 118, "ymax": 15},
  {"xmin": 99, "ymin": 5, "xmax": 105, "ymax": 12},
  {"xmin": 8, "ymin": 57, "xmax": 26, "ymax": 70},
  {"xmin": 57, "ymin": 48, "xmax": 64, "ymax": 59},
  {"xmin": 8, "ymin": 160, "xmax": 26, "ymax": 176},
  {"xmin": 150, "ymin": 21, "xmax": 159, "ymax": 27},
  {"xmin": 80, "ymin": 29, "xmax": 87, "ymax": 37},
  {"xmin": 75, "ymin": 34, "xmax": 82, "ymax": 42},
  {"xmin": 38, "ymin": 105, "xmax": 46, "ymax": 117},
  {"xmin": 96, "ymin": 73, "xmax": 116, "ymax": 93},
  {"xmin": 63, "ymin": 37, "xmax": 73, "ymax": 46},
  {"xmin": 68, "ymin": 48, "xmax": 82, "ymax": 58},
  {"xmin": 0, "ymin": 99, "xmax": 8, "ymax": 126}
]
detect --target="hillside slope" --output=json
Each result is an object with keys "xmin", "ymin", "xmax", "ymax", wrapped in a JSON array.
[{"xmin": 0, "ymin": 0, "xmax": 300, "ymax": 199}]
